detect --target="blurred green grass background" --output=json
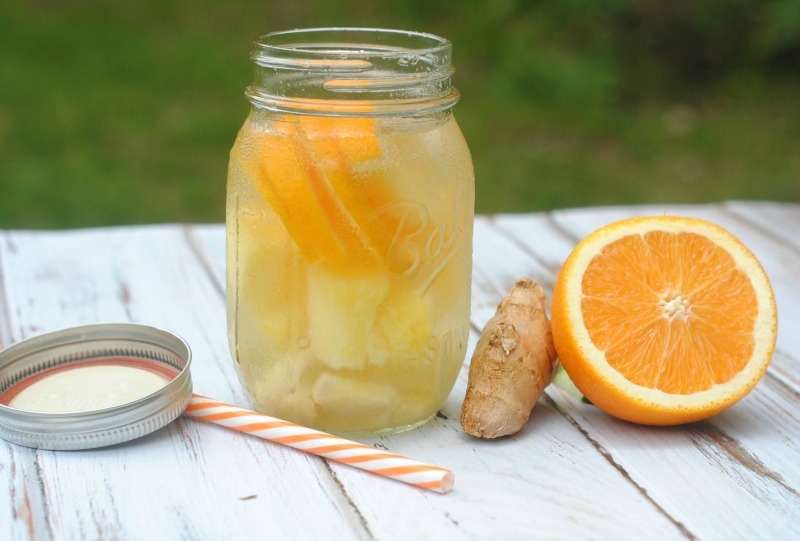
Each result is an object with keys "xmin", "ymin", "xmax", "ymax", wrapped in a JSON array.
[{"xmin": 1, "ymin": 0, "xmax": 798, "ymax": 229}]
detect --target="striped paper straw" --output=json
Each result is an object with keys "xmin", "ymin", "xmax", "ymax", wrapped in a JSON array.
[{"xmin": 184, "ymin": 394, "xmax": 454, "ymax": 494}]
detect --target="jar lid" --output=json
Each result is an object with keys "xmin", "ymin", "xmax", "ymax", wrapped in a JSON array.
[{"xmin": 0, "ymin": 323, "xmax": 192, "ymax": 450}]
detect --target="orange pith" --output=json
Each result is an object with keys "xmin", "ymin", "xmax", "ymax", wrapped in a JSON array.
[{"xmin": 551, "ymin": 216, "xmax": 778, "ymax": 426}]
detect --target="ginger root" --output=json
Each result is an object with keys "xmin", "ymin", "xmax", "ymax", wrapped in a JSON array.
[{"xmin": 460, "ymin": 278, "xmax": 558, "ymax": 438}]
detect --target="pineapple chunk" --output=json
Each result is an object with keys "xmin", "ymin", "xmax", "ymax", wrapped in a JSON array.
[
  {"xmin": 279, "ymin": 389, "xmax": 318, "ymax": 427},
  {"xmin": 311, "ymin": 372, "xmax": 398, "ymax": 418},
  {"xmin": 236, "ymin": 207, "xmax": 307, "ymax": 349},
  {"xmin": 306, "ymin": 263, "xmax": 390, "ymax": 370},
  {"xmin": 306, "ymin": 263, "xmax": 435, "ymax": 371},
  {"xmin": 241, "ymin": 349, "xmax": 318, "ymax": 425},
  {"xmin": 368, "ymin": 286, "xmax": 433, "ymax": 367}
]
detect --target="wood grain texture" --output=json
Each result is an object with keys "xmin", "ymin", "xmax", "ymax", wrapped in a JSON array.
[
  {"xmin": 1, "ymin": 202, "xmax": 799, "ymax": 540},
  {"xmin": 495, "ymin": 202, "xmax": 800, "ymax": 539}
]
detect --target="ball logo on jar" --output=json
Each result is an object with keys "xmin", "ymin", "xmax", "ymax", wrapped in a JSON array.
[{"xmin": 371, "ymin": 186, "xmax": 470, "ymax": 293}]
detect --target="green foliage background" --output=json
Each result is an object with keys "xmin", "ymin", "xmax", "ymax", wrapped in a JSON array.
[{"xmin": 1, "ymin": 0, "xmax": 799, "ymax": 228}]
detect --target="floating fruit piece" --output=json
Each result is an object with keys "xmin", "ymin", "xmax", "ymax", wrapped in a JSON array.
[
  {"xmin": 246, "ymin": 115, "xmax": 395, "ymax": 269},
  {"xmin": 367, "ymin": 284, "xmax": 433, "ymax": 367},
  {"xmin": 306, "ymin": 263, "xmax": 391, "ymax": 370},
  {"xmin": 294, "ymin": 116, "xmax": 392, "ymax": 264},
  {"xmin": 551, "ymin": 216, "xmax": 778, "ymax": 426},
  {"xmin": 311, "ymin": 372, "xmax": 398, "ymax": 419},
  {"xmin": 232, "ymin": 206, "xmax": 307, "ymax": 350}
]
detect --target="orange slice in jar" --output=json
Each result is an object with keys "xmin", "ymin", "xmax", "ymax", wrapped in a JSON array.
[{"xmin": 248, "ymin": 114, "xmax": 396, "ymax": 270}]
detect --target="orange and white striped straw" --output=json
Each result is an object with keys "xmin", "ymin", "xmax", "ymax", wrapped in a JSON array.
[{"xmin": 184, "ymin": 394, "xmax": 454, "ymax": 494}]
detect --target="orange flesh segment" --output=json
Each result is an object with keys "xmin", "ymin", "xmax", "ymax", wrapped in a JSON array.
[
  {"xmin": 581, "ymin": 231, "xmax": 758, "ymax": 394},
  {"xmin": 251, "ymin": 115, "xmax": 396, "ymax": 270}
]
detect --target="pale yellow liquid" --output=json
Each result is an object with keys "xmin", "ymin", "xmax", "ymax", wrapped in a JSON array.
[{"xmin": 226, "ymin": 111, "xmax": 474, "ymax": 434}]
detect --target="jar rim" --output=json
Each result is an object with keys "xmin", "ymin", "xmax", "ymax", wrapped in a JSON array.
[
  {"xmin": 247, "ymin": 27, "xmax": 459, "ymax": 117},
  {"xmin": 252, "ymin": 27, "xmax": 452, "ymax": 59}
]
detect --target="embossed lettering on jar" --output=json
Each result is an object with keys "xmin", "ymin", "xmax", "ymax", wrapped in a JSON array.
[{"xmin": 225, "ymin": 28, "xmax": 475, "ymax": 435}]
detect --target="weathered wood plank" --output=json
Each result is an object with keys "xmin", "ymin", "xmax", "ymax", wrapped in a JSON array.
[
  {"xmin": 490, "ymin": 204, "xmax": 800, "ymax": 539},
  {"xmin": 0, "ymin": 227, "xmax": 371, "ymax": 541},
  {"xmin": 2, "ymin": 203, "xmax": 799, "ymax": 540},
  {"xmin": 549, "ymin": 383, "xmax": 800, "ymax": 539},
  {"xmin": 723, "ymin": 201, "xmax": 800, "ymax": 253}
]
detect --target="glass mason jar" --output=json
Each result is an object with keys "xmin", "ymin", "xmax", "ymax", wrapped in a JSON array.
[{"xmin": 226, "ymin": 28, "xmax": 474, "ymax": 435}]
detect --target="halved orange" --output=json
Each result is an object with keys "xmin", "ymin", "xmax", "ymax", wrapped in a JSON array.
[{"xmin": 551, "ymin": 216, "xmax": 778, "ymax": 425}]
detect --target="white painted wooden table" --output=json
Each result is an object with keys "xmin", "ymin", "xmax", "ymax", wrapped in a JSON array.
[{"xmin": 1, "ymin": 201, "xmax": 798, "ymax": 540}]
